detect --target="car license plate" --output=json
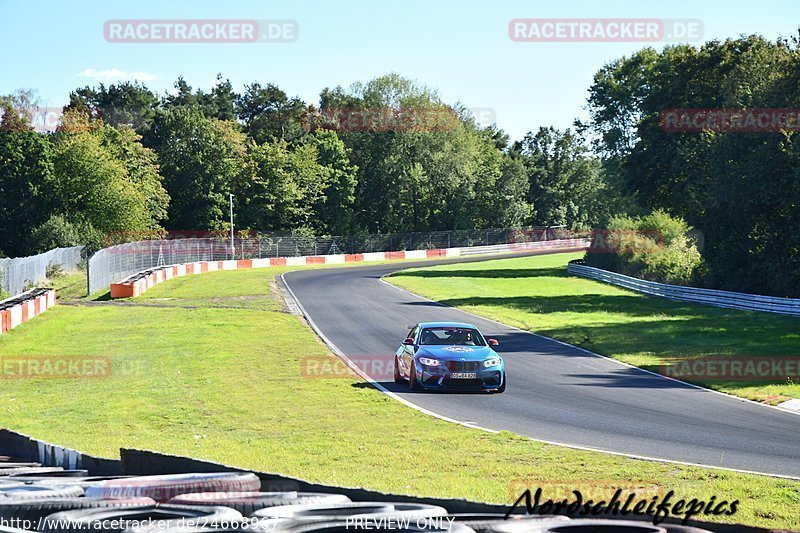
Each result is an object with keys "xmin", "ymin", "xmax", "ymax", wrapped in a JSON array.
[{"xmin": 451, "ymin": 372, "xmax": 477, "ymax": 379}]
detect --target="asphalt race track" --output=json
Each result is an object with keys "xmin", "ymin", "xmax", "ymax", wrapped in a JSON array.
[{"xmin": 283, "ymin": 252, "xmax": 800, "ymax": 477}]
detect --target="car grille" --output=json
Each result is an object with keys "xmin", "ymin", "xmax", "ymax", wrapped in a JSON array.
[{"xmin": 445, "ymin": 361, "xmax": 480, "ymax": 372}]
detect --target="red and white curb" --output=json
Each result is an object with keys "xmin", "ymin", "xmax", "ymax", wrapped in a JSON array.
[{"xmin": 0, "ymin": 288, "xmax": 56, "ymax": 335}]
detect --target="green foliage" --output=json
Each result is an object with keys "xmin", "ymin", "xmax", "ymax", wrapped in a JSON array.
[
  {"xmin": 150, "ymin": 106, "xmax": 246, "ymax": 230},
  {"xmin": 3, "ymin": 74, "xmax": 608, "ymax": 258},
  {"xmin": 0, "ymin": 121, "xmax": 54, "ymax": 257},
  {"xmin": 305, "ymin": 130, "xmax": 358, "ymax": 234},
  {"xmin": 237, "ymin": 138, "xmax": 329, "ymax": 231},
  {"xmin": 513, "ymin": 127, "xmax": 609, "ymax": 228},
  {"xmin": 584, "ymin": 35, "xmax": 800, "ymax": 295},
  {"xmin": 321, "ymin": 73, "xmax": 534, "ymax": 233},
  {"xmin": 45, "ymin": 261, "xmax": 65, "ymax": 279},
  {"xmin": 68, "ymin": 81, "xmax": 159, "ymax": 131},
  {"xmin": 28, "ymin": 215, "xmax": 102, "ymax": 253},
  {"xmin": 237, "ymin": 82, "xmax": 309, "ymax": 144},
  {"xmin": 586, "ymin": 210, "xmax": 704, "ymax": 285},
  {"xmin": 50, "ymin": 111, "xmax": 167, "ymax": 240}
]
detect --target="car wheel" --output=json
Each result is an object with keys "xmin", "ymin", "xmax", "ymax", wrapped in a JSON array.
[
  {"xmin": 394, "ymin": 356, "xmax": 404, "ymax": 383},
  {"xmin": 409, "ymin": 363, "xmax": 421, "ymax": 391}
]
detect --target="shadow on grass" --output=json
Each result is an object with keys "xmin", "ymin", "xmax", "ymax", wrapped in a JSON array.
[
  {"xmin": 92, "ymin": 291, "xmax": 112, "ymax": 301},
  {"xmin": 391, "ymin": 267, "xmax": 569, "ymax": 279},
  {"xmin": 436, "ymin": 294, "xmax": 667, "ymax": 318}
]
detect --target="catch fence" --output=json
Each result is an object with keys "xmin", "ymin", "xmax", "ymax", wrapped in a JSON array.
[
  {"xmin": 0, "ymin": 247, "xmax": 84, "ymax": 297},
  {"xmin": 88, "ymin": 227, "xmax": 568, "ymax": 295}
]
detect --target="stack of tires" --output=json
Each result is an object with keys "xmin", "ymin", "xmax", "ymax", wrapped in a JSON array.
[{"xmin": 0, "ymin": 462, "xmax": 713, "ymax": 533}]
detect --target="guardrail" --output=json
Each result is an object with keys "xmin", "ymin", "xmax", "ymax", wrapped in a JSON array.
[
  {"xmin": 109, "ymin": 239, "xmax": 590, "ymax": 299},
  {"xmin": 568, "ymin": 261, "xmax": 800, "ymax": 317}
]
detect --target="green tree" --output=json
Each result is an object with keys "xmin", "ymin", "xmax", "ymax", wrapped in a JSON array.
[
  {"xmin": 237, "ymin": 139, "xmax": 329, "ymax": 230},
  {"xmin": 584, "ymin": 34, "xmax": 800, "ymax": 295},
  {"xmin": 320, "ymin": 73, "xmax": 531, "ymax": 233},
  {"xmin": 150, "ymin": 106, "xmax": 248, "ymax": 230},
  {"xmin": 0, "ymin": 102, "xmax": 53, "ymax": 256},
  {"xmin": 306, "ymin": 130, "xmax": 358, "ymax": 234},
  {"xmin": 49, "ymin": 111, "xmax": 165, "ymax": 241},
  {"xmin": 237, "ymin": 83, "xmax": 308, "ymax": 144},
  {"xmin": 196, "ymin": 75, "xmax": 238, "ymax": 121},
  {"xmin": 68, "ymin": 81, "xmax": 159, "ymax": 132},
  {"xmin": 514, "ymin": 127, "xmax": 608, "ymax": 228}
]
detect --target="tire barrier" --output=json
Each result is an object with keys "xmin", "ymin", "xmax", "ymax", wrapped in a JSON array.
[
  {"xmin": 108, "ymin": 240, "xmax": 589, "ymax": 299},
  {"xmin": 433, "ymin": 515, "xmax": 570, "ymax": 533},
  {"xmin": 0, "ymin": 431, "xmax": 122, "ymax": 476},
  {"xmin": 0, "ymin": 440, "xmax": 730, "ymax": 533},
  {"xmin": 41, "ymin": 504, "xmax": 243, "ymax": 533},
  {"xmin": 0, "ymin": 484, "xmax": 84, "ymax": 500},
  {"xmin": 168, "ymin": 492, "xmax": 351, "ymax": 515},
  {"xmin": 248, "ymin": 501, "xmax": 448, "ymax": 521},
  {"xmin": 0, "ymin": 468, "xmax": 67, "ymax": 478},
  {"xmin": 8, "ymin": 470, "xmax": 89, "ymax": 479},
  {"xmin": 84, "ymin": 473, "xmax": 262, "ymax": 502},
  {"xmin": 0, "ymin": 288, "xmax": 56, "ymax": 335},
  {"xmin": 0, "ymin": 498, "xmax": 156, "ymax": 524},
  {"xmin": 10, "ymin": 476, "xmax": 133, "ymax": 489}
]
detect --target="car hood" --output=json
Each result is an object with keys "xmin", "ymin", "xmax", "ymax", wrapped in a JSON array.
[{"xmin": 416, "ymin": 345, "xmax": 498, "ymax": 361}]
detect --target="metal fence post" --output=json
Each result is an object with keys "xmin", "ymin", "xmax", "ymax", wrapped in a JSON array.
[{"xmin": 86, "ymin": 251, "xmax": 92, "ymax": 296}]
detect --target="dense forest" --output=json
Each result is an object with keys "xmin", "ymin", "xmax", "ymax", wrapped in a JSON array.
[{"xmin": 1, "ymin": 34, "xmax": 799, "ymax": 296}]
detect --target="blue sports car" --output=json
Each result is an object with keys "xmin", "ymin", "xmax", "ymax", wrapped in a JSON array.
[{"xmin": 394, "ymin": 322, "xmax": 505, "ymax": 393}]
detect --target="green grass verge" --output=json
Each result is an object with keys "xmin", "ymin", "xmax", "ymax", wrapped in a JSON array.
[
  {"xmin": 0, "ymin": 265, "xmax": 797, "ymax": 529},
  {"xmin": 388, "ymin": 252, "xmax": 800, "ymax": 403},
  {"xmin": 49, "ymin": 269, "xmax": 89, "ymax": 300}
]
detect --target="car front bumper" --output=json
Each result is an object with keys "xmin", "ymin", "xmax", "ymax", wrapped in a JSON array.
[{"xmin": 415, "ymin": 363, "xmax": 504, "ymax": 390}]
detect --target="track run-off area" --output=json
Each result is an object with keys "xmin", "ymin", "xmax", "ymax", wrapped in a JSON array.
[{"xmin": 283, "ymin": 251, "xmax": 800, "ymax": 478}]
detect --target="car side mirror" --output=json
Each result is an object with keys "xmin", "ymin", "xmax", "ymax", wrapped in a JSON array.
[
  {"xmin": 488, "ymin": 338, "xmax": 499, "ymax": 347},
  {"xmin": 403, "ymin": 338, "xmax": 415, "ymax": 346}
]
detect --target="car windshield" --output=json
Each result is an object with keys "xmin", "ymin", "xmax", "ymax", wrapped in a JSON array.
[{"xmin": 419, "ymin": 327, "xmax": 486, "ymax": 346}]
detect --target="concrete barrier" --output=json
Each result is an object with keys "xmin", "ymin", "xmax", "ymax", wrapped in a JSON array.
[{"xmin": 0, "ymin": 287, "xmax": 57, "ymax": 335}]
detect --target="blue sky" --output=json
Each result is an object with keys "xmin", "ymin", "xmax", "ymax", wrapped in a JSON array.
[{"xmin": 3, "ymin": 0, "xmax": 798, "ymax": 141}]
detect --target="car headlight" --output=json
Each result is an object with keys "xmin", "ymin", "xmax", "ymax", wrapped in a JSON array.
[
  {"xmin": 419, "ymin": 357, "xmax": 441, "ymax": 366},
  {"xmin": 484, "ymin": 357, "xmax": 502, "ymax": 367}
]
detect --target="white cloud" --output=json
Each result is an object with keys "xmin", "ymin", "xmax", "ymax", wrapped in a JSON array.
[{"xmin": 76, "ymin": 68, "xmax": 158, "ymax": 82}]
